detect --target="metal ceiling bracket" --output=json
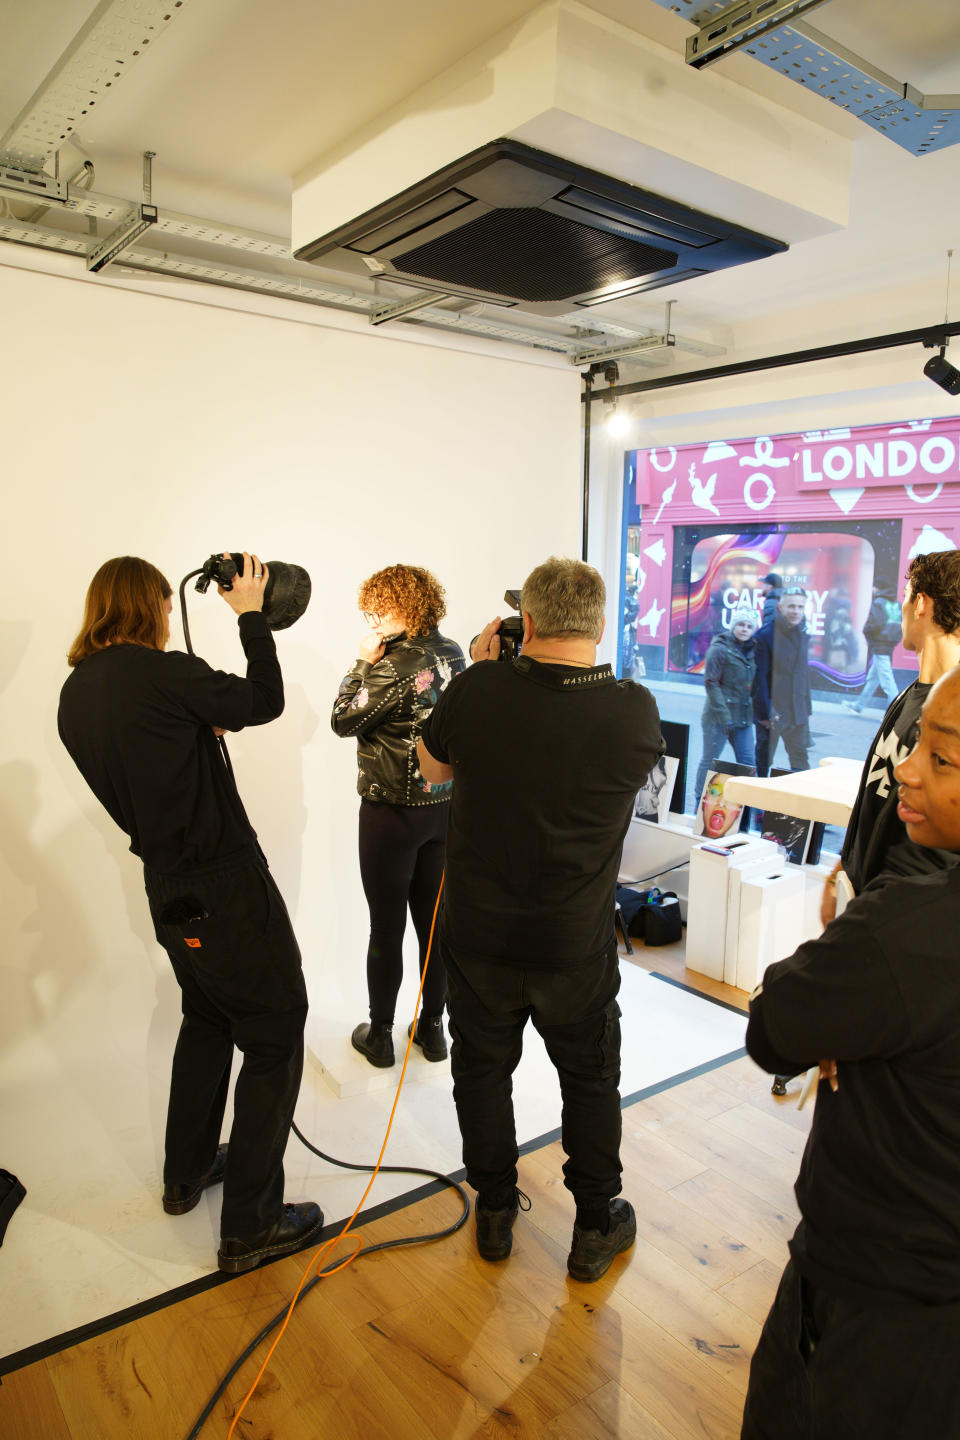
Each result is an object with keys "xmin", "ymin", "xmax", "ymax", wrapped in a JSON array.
[
  {"xmin": 686, "ymin": 0, "xmax": 830, "ymax": 68},
  {"xmin": 87, "ymin": 203, "xmax": 158, "ymax": 272},
  {"xmin": 571, "ymin": 333, "xmax": 676, "ymax": 367},
  {"xmin": 370, "ymin": 290, "xmax": 454, "ymax": 325},
  {"xmin": 0, "ymin": 162, "xmax": 69, "ymax": 205}
]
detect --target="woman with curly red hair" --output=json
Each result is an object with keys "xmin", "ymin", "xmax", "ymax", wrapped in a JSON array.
[{"xmin": 332, "ymin": 564, "xmax": 465, "ymax": 1067}]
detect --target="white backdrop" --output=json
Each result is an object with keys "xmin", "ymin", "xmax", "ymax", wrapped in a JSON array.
[{"xmin": 0, "ymin": 252, "xmax": 581, "ymax": 1121}]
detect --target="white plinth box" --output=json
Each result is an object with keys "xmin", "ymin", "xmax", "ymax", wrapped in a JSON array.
[
  {"xmin": 684, "ymin": 832, "xmax": 811, "ymax": 988},
  {"xmin": 735, "ymin": 870, "xmax": 806, "ymax": 993},
  {"xmin": 687, "ymin": 835, "xmax": 777, "ymax": 980}
]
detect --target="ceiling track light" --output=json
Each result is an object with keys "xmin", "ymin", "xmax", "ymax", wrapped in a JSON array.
[
  {"xmin": 592, "ymin": 359, "xmax": 634, "ymax": 436},
  {"xmin": 923, "ymin": 251, "xmax": 959, "ymax": 394},
  {"xmin": 923, "ymin": 348, "xmax": 960, "ymax": 395}
]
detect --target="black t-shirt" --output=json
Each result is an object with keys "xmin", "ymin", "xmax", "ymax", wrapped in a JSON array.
[
  {"xmin": 420, "ymin": 655, "xmax": 663, "ymax": 966},
  {"xmin": 747, "ymin": 869, "xmax": 960, "ymax": 1306},
  {"xmin": 58, "ymin": 613, "xmax": 283, "ymax": 873},
  {"xmin": 842, "ymin": 680, "xmax": 958, "ymax": 891}
]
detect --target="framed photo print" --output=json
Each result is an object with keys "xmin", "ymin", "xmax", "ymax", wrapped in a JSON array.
[
  {"xmin": 693, "ymin": 768, "xmax": 745, "ymax": 840},
  {"xmin": 634, "ymin": 754, "xmax": 679, "ymax": 824}
]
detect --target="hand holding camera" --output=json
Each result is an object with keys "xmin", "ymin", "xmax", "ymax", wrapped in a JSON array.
[
  {"xmin": 471, "ymin": 616, "xmax": 503, "ymax": 663},
  {"xmin": 470, "ymin": 590, "xmax": 524, "ymax": 662}
]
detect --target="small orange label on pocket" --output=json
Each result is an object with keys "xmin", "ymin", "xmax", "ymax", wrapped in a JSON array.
[{"xmin": 184, "ymin": 938, "xmax": 202, "ymax": 948}]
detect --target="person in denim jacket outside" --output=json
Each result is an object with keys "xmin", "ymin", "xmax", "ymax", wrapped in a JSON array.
[{"xmin": 332, "ymin": 564, "xmax": 465, "ymax": 1068}]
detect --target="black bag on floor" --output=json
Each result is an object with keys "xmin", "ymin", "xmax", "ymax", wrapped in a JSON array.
[
  {"xmin": 615, "ymin": 885, "xmax": 682, "ymax": 944},
  {"xmin": 643, "ymin": 892, "xmax": 682, "ymax": 946},
  {"xmin": 615, "ymin": 884, "xmax": 656, "ymax": 936}
]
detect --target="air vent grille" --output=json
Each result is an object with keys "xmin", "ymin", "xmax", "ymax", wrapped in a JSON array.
[{"xmin": 393, "ymin": 208, "xmax": 677, "ymax": 302}]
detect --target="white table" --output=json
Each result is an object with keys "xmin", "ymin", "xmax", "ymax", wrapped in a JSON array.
[{"xmin": 721, "ymin": 756, "xmax": 863, "ymax": 828}]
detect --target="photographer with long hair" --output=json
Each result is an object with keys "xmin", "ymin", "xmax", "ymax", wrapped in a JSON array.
[
  {"xmin": 332, "ymin": 564, "xmax": 465, "ymax": 1068},
  {"xmin": 58, "ymin": 554, "xmax": 322, "ymax": 1275}
]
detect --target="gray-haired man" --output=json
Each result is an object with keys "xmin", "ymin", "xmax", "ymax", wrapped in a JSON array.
[{"xmin": 417, "ymin": 557, "xmax": 663, "ymax": 1280}]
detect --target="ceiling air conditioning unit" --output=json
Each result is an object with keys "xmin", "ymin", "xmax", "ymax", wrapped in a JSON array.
[{"xmin": 295, "ymin": 139, "xmax": 787, "ymax": 316}]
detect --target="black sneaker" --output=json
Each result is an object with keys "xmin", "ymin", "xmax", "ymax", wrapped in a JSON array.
[
  {"xmin": 163, "ymin": 1143, "xmax": 228, "ymax": 1215},
  {"xmin": 567, "ymin": 1198, "xmax": 636, "ymax": 1282},
  {"xmin": 218, "ymin": 1200, "xmax": 325, "ymax": 1274},
  {"xmin": 475, "ymin": 1187, "xmax": 531, "ymax": 1261},
  {"xmin": 351, "ymin": 1021, "xmax": 395, "ymax": 1068},
  {"xmin": 407, "ymin": 1014, "xmax": 448, "ymax": 1061}
]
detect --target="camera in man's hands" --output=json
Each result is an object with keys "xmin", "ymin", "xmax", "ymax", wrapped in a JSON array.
[
  {"xmin": 194, "ymin": 552, "xmax": 312, "ymax": 630},
  {"xmin": 497, "ymin": 589, "xmax": 524, "ymax": 661}
]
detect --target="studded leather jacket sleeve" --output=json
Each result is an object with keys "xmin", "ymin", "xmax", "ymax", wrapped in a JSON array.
[{"xmin": 331, "ymin": 629, "xmax": 466, "ymax": 806}]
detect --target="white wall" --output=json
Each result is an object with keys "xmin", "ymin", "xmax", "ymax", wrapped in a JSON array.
[{"xmin": 1, "ymin": 250, "xmax": 581, "ymax": 1077}]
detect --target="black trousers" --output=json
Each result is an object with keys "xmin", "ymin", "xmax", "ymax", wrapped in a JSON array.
[
  {"xmin": 755, "ymin": 719, "xmax": 810, "ymax": 776},
  {"xmin": 144, "ymin": 851, "xmax": 307, "ymax": 1240},
  {"xmin": 358, "ymin": 798, "xmax": 448, "ymax": 1024},
  {"xmin": 742, "ymin": 1259, "xmax": 960, "ymax": 1439},
  {"xmin": 443, "ymin": 941, "xmax": 623, "ymax": 1209}
]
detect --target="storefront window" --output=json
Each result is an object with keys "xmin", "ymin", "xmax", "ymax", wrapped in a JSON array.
[{"xmin": 618, "ymin": 417, "xmax": 960, "ymax": 820}]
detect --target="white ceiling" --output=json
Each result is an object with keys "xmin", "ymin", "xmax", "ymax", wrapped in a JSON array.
[{"xmin": 2, "ymin": 0, "xmax": 959, "ymax": 371}]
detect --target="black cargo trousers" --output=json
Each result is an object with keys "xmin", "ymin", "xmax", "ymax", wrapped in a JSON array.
[
  {"xmin": 444, "ymin": 940, "xmax": 623, "ymax": 1209},
  {"xmin": 144, "ymin": 848, "xmax": 307, "ymax": 1241}
]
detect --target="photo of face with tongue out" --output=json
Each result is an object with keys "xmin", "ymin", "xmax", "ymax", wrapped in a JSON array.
[{"xmin": 699, "ymin": 770, "xmax": 743, "ymax": 839}]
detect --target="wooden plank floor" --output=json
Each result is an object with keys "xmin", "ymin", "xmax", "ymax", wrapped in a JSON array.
[{"xmin": 0, "ymin": 961, "xmax": 812, "ymax": 1440}]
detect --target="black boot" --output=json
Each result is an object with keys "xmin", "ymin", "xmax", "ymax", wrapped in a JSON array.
[
  {"xmin": 407, "ymin": 1013, "xmax": 448, "ymax": 1062},
  {"xmin": 163, "ymin": 1143, "xmax": 228, "ymax": 1215},
  {"xmin": 567, "ymin": 1198, "xmax": 636, "ymax": 1282},
  {"xmin": 351, "ymin": 1021, "xmax": 395, "ymax": 1068},
  {"xmin": 475, "ymin": 1187, "xmax": 531, "ymax": 1261},
  {"xmin": 218, "ymin": 1201, "xmax": 325, "ymax": 1274}
]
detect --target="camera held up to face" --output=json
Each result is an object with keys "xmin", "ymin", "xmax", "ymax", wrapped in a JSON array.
[{"xmin": 497, "ymin": 589, "xmax": 524, "ymax": 661}]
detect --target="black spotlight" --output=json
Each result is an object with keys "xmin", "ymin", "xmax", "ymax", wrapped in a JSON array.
[
  {"xmin": 924, "ymin": 348, "xmax": 960, "ymax": 396},
  {"xmin": 195, "ymin": 553, "xmax": 312, "ymax": 630}
]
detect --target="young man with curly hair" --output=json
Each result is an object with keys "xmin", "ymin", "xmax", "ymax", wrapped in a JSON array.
[{"xmin": 821, "ymin": 549, "xmax": 960, "ymax": 928}]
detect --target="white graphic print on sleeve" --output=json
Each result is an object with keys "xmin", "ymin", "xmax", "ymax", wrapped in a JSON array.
[{"xmin": 865, "ymin": 726, "xmax": 911, "ymax": 799}]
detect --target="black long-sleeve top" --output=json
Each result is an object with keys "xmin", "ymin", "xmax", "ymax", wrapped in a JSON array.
[
  {"xmin": 58, "ymin": 613, "xmax": 282, "ymax": 874},
  {"xmin": 746, "ymin": 870, "xmax": 960, "ymax": 1307}
]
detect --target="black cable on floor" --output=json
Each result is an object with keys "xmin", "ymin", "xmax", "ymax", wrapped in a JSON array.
[{"xmin": 182, "ymin": 1127, "xmax": 470, "ymax": 1440}]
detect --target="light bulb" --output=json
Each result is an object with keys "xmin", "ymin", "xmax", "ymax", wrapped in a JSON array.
[{"xmin": 606, "ymin": 408, "xmax": 632, "ymax": 438}]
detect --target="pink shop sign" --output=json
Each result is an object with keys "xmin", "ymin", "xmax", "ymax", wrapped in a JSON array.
[{"xmin": 634, "ymin": 417, "xmax": 960, "ymax": 513}]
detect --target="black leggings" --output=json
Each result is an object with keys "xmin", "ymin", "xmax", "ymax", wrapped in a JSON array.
[{"xmin": 358, "ymin": 798, "xmax": 448, "ymax": 1024}]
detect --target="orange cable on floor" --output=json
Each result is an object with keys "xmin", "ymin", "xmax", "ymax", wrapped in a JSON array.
[{"xmin": 225, "ymin": 870, "xmax": 445, "ymax": 1438}]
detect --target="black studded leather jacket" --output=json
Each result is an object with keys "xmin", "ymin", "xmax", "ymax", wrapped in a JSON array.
[{"xmin": 331, "ymin": 630, "xmax": 466, "ymax": 805}]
